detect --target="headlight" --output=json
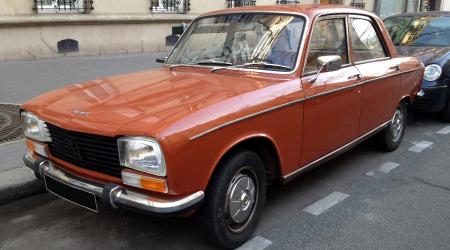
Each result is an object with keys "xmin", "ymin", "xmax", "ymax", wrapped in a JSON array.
[
  {"xmin": 21, "ymin": 112, "xmax": 51, "ymax": 142},
  {"xmin": 424, "ymin": 64, "xmax": 442, "ymax": 82},
  {"xmin": 118, "ymin": 137, "xmax": 166, "ymax": 176}
]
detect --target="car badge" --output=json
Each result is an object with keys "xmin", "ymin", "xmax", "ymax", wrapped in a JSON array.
[{"xmin": 71, "ymin": 109, "xmax": 90, "ymax": 116}]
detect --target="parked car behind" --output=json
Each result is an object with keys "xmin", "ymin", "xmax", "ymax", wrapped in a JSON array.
[
  {"xmin": 21, "ymin": 5, "xmax": 423, "ymax": 249},
  {"xmin": 385, "ymin": 12, "xmax": 450, "ymax": 121}
]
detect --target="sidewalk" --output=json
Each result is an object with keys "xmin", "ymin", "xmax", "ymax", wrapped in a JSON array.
[
  {"xmin": 0, "ymin": 52, "xmax": 167, "ymax": 204},
  {"xmin": 0, "ymin": 140, "xmax": 44, "ymax": 204}
]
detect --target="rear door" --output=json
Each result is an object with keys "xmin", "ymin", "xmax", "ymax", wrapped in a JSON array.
[
  {"xmin": 349, "ymin": 16, "xmax": 402, "ymax": 135},
  {"xmin": 300, "ymin": 15, "xmax": 363, "ymax": 166}
]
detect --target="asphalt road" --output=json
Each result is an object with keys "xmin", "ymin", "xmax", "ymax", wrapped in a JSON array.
[
  {"xmin": 1, "ymin": 54, "xmax": 450, "ymax": 249},
  {"xmin": 0, "ymin": 52, "xmax": 166, "ymax": 104}
]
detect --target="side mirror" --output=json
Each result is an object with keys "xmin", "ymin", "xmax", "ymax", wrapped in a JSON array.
[
  {"xmin": 309, "ymin": 55, "xmax": 342, "ymax": 83},
  {"xmin": 156, "ymin": 57, "xmax": 168, "ymax": 63}
]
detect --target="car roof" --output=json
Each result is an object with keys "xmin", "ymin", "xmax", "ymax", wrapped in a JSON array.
[
  {"xmin": 200, "ymin": 4, "xmax": 376, "ymax": 19},
  {"xmin": 386, "ymin": 11, "xmax": 450, "ymax": 19}
]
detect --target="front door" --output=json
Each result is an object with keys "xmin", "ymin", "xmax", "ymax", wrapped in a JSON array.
[
  {"xmin": 300, "ymin": 16, "xmax": 363, "ymax": 166},
  {"xmin": 348, "ymin": 16, "xmax": 402, "ymax": 136}
]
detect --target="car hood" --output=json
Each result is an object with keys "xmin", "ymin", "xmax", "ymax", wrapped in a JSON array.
[
  {"xmin": 22, "ymin": 67, "xmax": 292, "ymax": 138},
  {"xmin": 396, "ymin": 46, "xmax": 450, "ymax": 65}
]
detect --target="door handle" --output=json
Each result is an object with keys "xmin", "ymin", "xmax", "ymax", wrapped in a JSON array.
[
  {"xmin": 390, "ymin": 65, "xmax": 400, "ymax": 71},
  {"xmin": 348, "ymin": 74, "xmax": 361, "ymax": 80}
]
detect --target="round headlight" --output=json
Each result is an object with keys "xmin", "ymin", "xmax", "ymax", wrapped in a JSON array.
[
  {"xmin": 118, "ymin": 137, "xmax": 166, "ymax": 176},
  {"xmin": 424, "ymin": 64, "xmax": 442, "ymax": 82}
]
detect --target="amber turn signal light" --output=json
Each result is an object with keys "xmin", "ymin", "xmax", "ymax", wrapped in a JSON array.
[
  {"xmin": 121, "ymin": 170, "xmax": 168, "ymax": 193},
  {"xmin": 26, "ymin": 139, "xmax": 48, "ymax": 157}
]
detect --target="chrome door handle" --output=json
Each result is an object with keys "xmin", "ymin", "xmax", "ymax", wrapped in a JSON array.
[
  {"xmin": 390, "ymin": 65, "xmax": 400, "ymax": 71},
  {"xmin": 348, "ymin": 74, "xmax": 361, "ymax": 80}
]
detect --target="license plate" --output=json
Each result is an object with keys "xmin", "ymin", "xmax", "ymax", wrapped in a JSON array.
[{"xmin": 44, "ymin": 175, "xmax": 98, "ymax": 212}]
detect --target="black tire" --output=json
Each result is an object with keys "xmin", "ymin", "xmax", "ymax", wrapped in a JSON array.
[
  {"xmin": 376, "ymin": 102, "xmax": 407, "ymax": 151},
  {"xmin": 439, "ymin": 100, "xmax": 450, "ymax": 122},
  {"xmin": 196, "ymin": 150, "xmax": 267, "ymax": 249}
]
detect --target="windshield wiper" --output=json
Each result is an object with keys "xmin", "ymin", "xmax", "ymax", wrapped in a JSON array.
[
  {"xmin": 211, "ymin": 61, "xmax": 291, "ymax": 73},
  {"xmin": 168, "ymin": 60, "xmax": 232, "ymax": 70},
  {"xmin": 196, "ymin": 60, "xmax": 233, "ymax": 66}
]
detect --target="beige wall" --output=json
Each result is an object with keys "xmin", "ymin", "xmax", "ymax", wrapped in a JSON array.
[
  {"xmin": 0, "ymin": 0, "xmax": 375, "ymax": 16},
  {"xmin": 190, "ymin": 0, "xmax": 228, "ymax": 15},
  {"xmin": 443, "ymin": 0, "xmax": 450, "ymax": 11},
  {"xmin": 0, "ymin": 0, "xmax": 33, "ymax": 15},
  {"xmin": 0, "ymin": 21, "xmax": 181, "ymax": 60},
  {"xmin": 0, "ymin": 0, "xmax": 379, "ymax": 61},
  {"xmin": 92, "ymin": 0, "xmax": 150, "ymax": 14}
]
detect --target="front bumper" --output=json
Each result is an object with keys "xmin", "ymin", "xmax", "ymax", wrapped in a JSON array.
[
  {"xmin": 414, "ymin": 85, "xmax": 448, "ymax": 113},
  {"xmin": 23, "ymin": 152, "xmax": 204, "ymax": 215}
]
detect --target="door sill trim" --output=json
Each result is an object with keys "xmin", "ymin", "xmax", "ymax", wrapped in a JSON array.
[{"xmin": 282, "ymin": 121, "xmax": 390, "ymax": 183}]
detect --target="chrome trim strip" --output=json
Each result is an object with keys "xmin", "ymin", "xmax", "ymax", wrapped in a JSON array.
[
  {"xmin": 354, "ymin": 57, "xmax": 390, "ymax": 65},
  {"xmin": 305, "ymin": 68, "xmax": 420, "ymax": 100},
  {"xmin": 164, "ymin": 11, "xmax": 310, "ymax": 75},
  {"xmin": 189, "ymin": 67, "xmax": 420, "ymax": 141},
  {"xmin": 189, "ymin": 97, "xmax": 306, "ymax": 141},
  {"xmin": 32, "ymin": 159, "xmax": 205, "ymax": 214},
  {"xmin": 282, "ymin": 120, "xmax": 391, "ymax": 183}
]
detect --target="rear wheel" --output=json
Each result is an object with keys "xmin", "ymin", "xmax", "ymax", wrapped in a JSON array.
[
  {"xmin": 196, "ymin": 151, "xmax": 266, "ymax": 249},
  {"xmin": 376, "ymin": 102, "xmax": 407, "ymax": 151}
]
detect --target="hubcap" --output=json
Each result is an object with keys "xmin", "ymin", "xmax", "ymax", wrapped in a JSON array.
[
  {"xmin": 225, "ymin": 167, "xmax": 258, "ymax": 233},
  {"xmin": 391, "ymin": 108, "xmax": 404, "ymax": 142}
]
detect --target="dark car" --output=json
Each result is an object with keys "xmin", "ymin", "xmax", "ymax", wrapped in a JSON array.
[{"xmin": 384, "ymin": 12, "xmax": 450, "ymax": 121}]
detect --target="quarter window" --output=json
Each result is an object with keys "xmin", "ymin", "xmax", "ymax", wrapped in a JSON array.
[
  {"xmin": 305, "ymin": 18, "xmax": 349, "ymax": 73},
  {"xmin": 350, "ymin": 18, "xmax": 387, "ymax": 62}
]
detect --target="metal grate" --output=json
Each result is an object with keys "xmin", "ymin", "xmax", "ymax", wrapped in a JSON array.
[
  {"xmin": 227, "ymin": 0, "xmax": 256, "ymax": 8},
  {"xmin": 47, "ymin": 124, "xmax": 122, "ymax": 178},
  {"xmin": 33, "ymin": 0, "xmax": 94, "ymax": 13},
  {"xmin": 0, "ymin": 104, "xmax": 25, "ymax": 144},
  {"xmin": 150, "ymin": 0, "xmax": 190, "ymax": 13}
]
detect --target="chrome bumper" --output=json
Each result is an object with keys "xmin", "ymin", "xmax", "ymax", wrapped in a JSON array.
[{"xmin": 23, "ymin": 152, "xmax": 204, "ymax": 214}]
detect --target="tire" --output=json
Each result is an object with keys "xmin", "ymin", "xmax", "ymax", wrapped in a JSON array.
[
  {"xmin": 439, "ymin": 100, "xmax": 450, "ymax": 122},
  {"xmin": 376, "ymin": 102, "xmax": 407, "ymax": 151},
  {"xmin": 196, "ymin": 150, "xmax": 267, "ymax": 249}
]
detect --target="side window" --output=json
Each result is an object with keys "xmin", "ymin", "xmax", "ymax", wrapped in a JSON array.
[
  {"xmin": 305, "ymin": 18, "xmax": 349, "ymax": 73},
  {"xmin": 350, "ymin": 18, "xmax": 387, "ymax": 62}
]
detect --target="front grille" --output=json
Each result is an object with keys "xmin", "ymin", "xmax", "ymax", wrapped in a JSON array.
[{"xmin": 47, "ymin": 124, "xmax": 122, "ymax": 178}]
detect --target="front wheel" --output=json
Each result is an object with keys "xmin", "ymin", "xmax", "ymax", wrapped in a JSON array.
[
  {"xmin": 376, "ymin": 102, "xmax": 407, "ymax": 151},
  {"xmin": 439, "ymin": 99, "xmax": 450, "ymax": 122},
  {"xmin": 196, "ymin": 151, "xmax": 267, "ymax": 249}
]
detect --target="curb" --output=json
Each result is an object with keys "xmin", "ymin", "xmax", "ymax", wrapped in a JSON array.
[{"xmin": 0, "ymin": 167, "xmax": 45, "ymax": 205}]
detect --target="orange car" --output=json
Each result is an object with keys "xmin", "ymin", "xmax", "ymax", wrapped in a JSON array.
[{"xmin": 22, "ymin": 5, "xmax": 423, "ymax": 249}]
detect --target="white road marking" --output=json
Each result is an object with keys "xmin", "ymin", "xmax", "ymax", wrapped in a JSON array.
[
  {"xmin": 408, "ymin": 141, "xmax": 433, "ymax": 153},
  {"xmin": 303, "ymin": 191, "xmax": 350, "ymax": 216},
  {"xmin": 236, "ymin": 236, "xmax": 273, "ymax": 250},
  {"xmin": 437, "ymin": 126, "xmax": 450, "ymax": 135},
  {"xmin": 365, "ymin": 162, "xmax": 400, "ymax": 177},
  {"xmin": 365, "ymin": 170, "xmax": 376, "ymax": 177},
  {"xmin": 379, "ymin": 162, "xmax": 400, "ymax": 173}
]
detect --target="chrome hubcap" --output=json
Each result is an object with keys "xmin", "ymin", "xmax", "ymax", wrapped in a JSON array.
[
  {"xmin": 227, "ymin": 174, "xmax": 256, "ymax": 224},
  {"xmin": 225, "ymin": 167, "xmax": 258, "ymax": 233},
  {"xmin": 391, "ymin": 108, "xmax": 404, "ymax": 142}
]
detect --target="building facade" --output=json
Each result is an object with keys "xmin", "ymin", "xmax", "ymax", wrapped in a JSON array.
[{"xmin": 0, "ymin": 0, "xmax": 448, "ymax": 61}]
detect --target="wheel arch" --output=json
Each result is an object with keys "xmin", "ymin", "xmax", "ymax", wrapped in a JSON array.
[
  {"xmin": 208, "ymin": 134, "xmax": 283, "ymax": 188},
  {"xmin": 400, "ymin": 95, "xmax": 413, "ymax": 122}
]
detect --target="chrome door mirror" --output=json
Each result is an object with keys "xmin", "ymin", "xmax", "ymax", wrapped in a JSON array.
[
  {"xmin": 309, "ymin": 55, "xmax": 342, "ymax": 83},
  {"xmin": 156, "ymin": 57, "xmax": 168, "ymax": 63}
]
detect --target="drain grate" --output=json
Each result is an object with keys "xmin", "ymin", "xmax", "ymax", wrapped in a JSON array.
[{"xmin": 0, "ymin": 104, "xmax": 25, "ymax": 144}]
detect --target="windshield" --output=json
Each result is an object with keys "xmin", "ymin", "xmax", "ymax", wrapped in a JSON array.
[
  {"xmin": 385, "ymin": 15, "xmax": 450, "ymax": 47},
  {"xmin": 166, "ymin": 13, "xmax": 306, "ymax": 72}
]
